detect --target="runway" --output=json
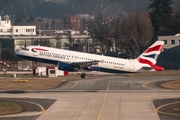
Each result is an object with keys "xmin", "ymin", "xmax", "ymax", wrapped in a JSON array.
[
  {"xmin": 49, "ymin": 75, "xmax": 180, "ymax": 91},
  {"xmin": 0, "ymin": 74, "xmax": 180, "ymax": 120}
]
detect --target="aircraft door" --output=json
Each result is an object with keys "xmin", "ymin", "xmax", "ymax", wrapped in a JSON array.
[
  {"xmin": 33, "ymin": 51, "xmax": 39, "ymax": 56},
  {"xmin": 129, "ymin": 60, "xmax": 135, "ymax": 71}
]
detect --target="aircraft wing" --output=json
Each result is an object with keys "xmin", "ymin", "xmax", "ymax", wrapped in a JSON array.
[
  {"xmin": 71, "ymin": 60, "xmax": 100, "ymax": 68},
  {"xmin": 60, "ymin": 60, "xmax": 101, "ymax": 68}
]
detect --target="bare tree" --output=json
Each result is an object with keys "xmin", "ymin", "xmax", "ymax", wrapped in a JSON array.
[
  {"xmin": 56, "ymin": 36, "xmax": 62, "ymax": 49},
  {"xmin": 120, "ymin": 12, "xmax": 154, "ymax": 58},
  {"xmin": 111, "ymin": 15, "xmax": 124, "ymax": 56},
  {"xmin": 86, "ymin": 13, "xmax": 112, "ymax": 54},
  {"xmin": 121, "ymin": 12, "xmax": 154, "ymax": 46},
  {"xmin": 68, "ymin": 35, "xmax": 75, "ymax": 50}
]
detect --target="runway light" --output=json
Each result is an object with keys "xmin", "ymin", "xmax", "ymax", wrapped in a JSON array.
[{"xmin": 174, "ymin": 107, "xmax": 179, "ymax": 111}]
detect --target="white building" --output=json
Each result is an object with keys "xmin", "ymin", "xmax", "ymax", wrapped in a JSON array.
[
  {"xmin": 54, "ymin": 29, "xmax": 80, "ymax": 35},
  {"xmin": 0, "ymin": 16, "xmax": 11, "ymax": 36},
  {"xmin": 158, "ymin": 34, "xmax": 180, "ymax": 50},
  {"xmin": 0, "ymin": 16, "xmax": 36, "ymax": 36},
  {"xmin": 12, "ymin": 26, "xmax": 36, "ymax": 36}
]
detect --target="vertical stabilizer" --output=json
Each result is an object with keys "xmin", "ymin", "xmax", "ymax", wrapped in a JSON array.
[{"xmin": 137, "ymin": 41, "xmax": 164, "ymax": 71}]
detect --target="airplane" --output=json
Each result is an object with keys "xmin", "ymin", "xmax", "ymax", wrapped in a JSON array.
[{"xmin": 16, "ymin": 40, "xmax": 164, "ymax": 78}]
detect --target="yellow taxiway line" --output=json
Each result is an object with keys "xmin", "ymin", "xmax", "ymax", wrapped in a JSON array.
[
  {"xmin": 156, "ymin": 101, "xmax": 180, "ymax": 116},
  {"xmin": 69, "ymin": 81, "xmax": 79, "ymax": 88},
  {"xmin": 97, "ymin": 80, "xmax": 111, "ymax": 120}
]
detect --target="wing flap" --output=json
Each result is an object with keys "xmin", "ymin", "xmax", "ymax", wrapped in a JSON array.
[
  {"xmin": 71, "ymin": 60, "xmax": 100, "ymax": 68},
  {"xmin": 59, "ymin": 60, "xmax": 101, "ymax": 68}
]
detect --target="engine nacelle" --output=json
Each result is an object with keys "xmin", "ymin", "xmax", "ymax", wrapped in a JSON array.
[{"xmin": 58, "ymin": 62, "xmax": 79, "ymax": 72}]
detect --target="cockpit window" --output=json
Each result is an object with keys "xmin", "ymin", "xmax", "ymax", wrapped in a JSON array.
[{"xmin": 22, "ymin": 48, "xmax": 29, "ymax": 51}]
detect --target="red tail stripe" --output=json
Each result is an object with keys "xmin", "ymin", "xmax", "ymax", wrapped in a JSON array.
[
  {"xmin": 138, "ymin": 58, "xmax": 163, "ymax": 71},
  {"xmin": 145, "ymin": 45, "xmax": 162, "ymax": 53},
  {"xmin": 138, "ymin": 58, "xmax": 154, "ymax": 67},
  {"xmin": 153, "ymin": 65, "xmax": 163, "ymax": 71}
]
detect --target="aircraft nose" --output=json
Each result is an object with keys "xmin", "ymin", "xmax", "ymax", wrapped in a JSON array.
[
  {"xmin": 16, "ymin": 50, "xmax": 19, "ymax": 55},
  {"xmin": 16, "ymin": 49, "xmax": 22, "ymax": 56}
]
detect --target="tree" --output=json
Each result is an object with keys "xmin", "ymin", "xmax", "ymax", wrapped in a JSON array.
[
  {"xmin": 14, "ymin": 14, "xmax": 26, "ymax": 25},
  {"xmin": 26, "ymin": 15, "xmax": 35, "ymax": 25},
  {"xmin": 170, "ymin": 7, "xmax": 180, "ymax": 34},
  {"xmin": 51, "ymin": 19, "xmax": 56, "ymax": 29},
  {"xmin": 121, "ymin": 12, "xmax": 154, "ymax": 46},
  {"xmin": 125, "ymin": 39, "xmax": 140, "ymax": 59},
  {"xmin": 120, "ymin": 12, "xmax": 154, "ymax": 58},
  {"xmin": 148, "ymin": 0, "xmax": 174, "ymax": 32},
  {"xmin": 86, "ymin": 13, "xmax": 112, "ymax": 54},
  {"xmin": 111, "ymin": 15, "xmax": 124, "ymax": 56}
]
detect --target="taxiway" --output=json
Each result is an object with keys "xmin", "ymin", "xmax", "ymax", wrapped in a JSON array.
[{"xmin": 0, "ymin": 75, "xmax": 180, "ymax": 120}]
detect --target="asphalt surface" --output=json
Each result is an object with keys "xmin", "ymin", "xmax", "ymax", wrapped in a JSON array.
[
  {"xmin": 49, "ymin": 74, "xmax": 180, "ymax": 120},
  {"xmin": 49, "ymin": 75, "xmax": 180, "ymax": 91},
  {"xmin": 0, "ymin": 74, "xmax": 180, "ymax": 120},
  {"xmin": 0, "ymin": 98, "xmax": 56, "ymax": 120},
  {"xmin": 154, "ymin": 98, "xmax": 180, "ymax": 120},
  {"xmin": 0, "ymin": 115, "xmax": 39, "ymax": 120}
]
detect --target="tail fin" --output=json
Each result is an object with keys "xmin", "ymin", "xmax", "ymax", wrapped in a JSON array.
[{"xmin": 137, "ymin": 41, "xmax": 164, "ymax": 71}]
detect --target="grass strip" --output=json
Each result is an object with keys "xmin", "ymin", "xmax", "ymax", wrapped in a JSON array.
[
  {"xmin": 160, "ymin": 80, "xmax": 180, "ymax": 90},
  {"xmin": 0, "ymin": 101, "xmax": 23, "ymax": 115}
]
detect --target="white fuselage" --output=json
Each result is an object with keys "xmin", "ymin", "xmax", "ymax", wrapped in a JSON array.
[{"xmin": 16, "ymin": 46, "xmax": 152, "ymax": 73}]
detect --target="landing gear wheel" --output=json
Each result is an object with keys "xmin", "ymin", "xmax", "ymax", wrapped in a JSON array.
[{"xmin": 80, "ymin": 73, "xmax": 86, "ymax": 79}]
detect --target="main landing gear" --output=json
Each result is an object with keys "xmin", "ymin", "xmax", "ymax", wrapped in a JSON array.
[{"xmin": 80, "ymin": 72, "xmax": 86, "ymax": 79}]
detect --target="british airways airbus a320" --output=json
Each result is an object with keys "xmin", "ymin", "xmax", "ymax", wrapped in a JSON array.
[{"xmin": 16, "ymin": 41, "xmax": 164, "ymax": 78}]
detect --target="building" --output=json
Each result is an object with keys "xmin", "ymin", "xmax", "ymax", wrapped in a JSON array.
[
  {"xmin": 64, "ymin": 15, "xmax": 81, "ymax": 30},
  {"xmin": 54, "ymin": 29, "xmax": 80, "ymax": 35},
  {"xmin": 158, "ymin": 34, "xmax": 180, "ymax": 50},
  {"xmin": 0, "ymin": 16, "xmax": 93, "ymax": 70},
  {"xmin": 157, "ymin": 34, "xmax": 180, "ymax": 69},
  {"xmin": 0, "ymin": 16, "xmax": 36, "ymax": 36},
  {"xmin": 12, "ymin": 26, "xmax": 36, "ymax": 36}
]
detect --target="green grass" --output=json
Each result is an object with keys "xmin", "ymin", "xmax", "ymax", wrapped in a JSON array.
[{"xmin": 0, "ymin": 101, "xmax": 23, "ymax": 115}]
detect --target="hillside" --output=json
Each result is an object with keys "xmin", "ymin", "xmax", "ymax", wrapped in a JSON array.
[{"xmin": 0, "ymin": 0, "xmax": 180, "ymax": 18}]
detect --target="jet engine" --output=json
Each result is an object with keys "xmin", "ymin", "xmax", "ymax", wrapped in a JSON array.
[{"xmin": 58, "ymin": 62, "xmax": 79, "ymax": 71}]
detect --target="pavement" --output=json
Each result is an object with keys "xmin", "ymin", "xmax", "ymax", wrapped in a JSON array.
[
  {"xmin": 154, "ymin": 98, "xmax": 180, "ymax": 120},
  {"xmin": 0, "ymin": 74, "xmax": 180, "ymax": 120},
  {"xmin": 0, "ymin": 98, "xmax": 56, "ymax": 120}
]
